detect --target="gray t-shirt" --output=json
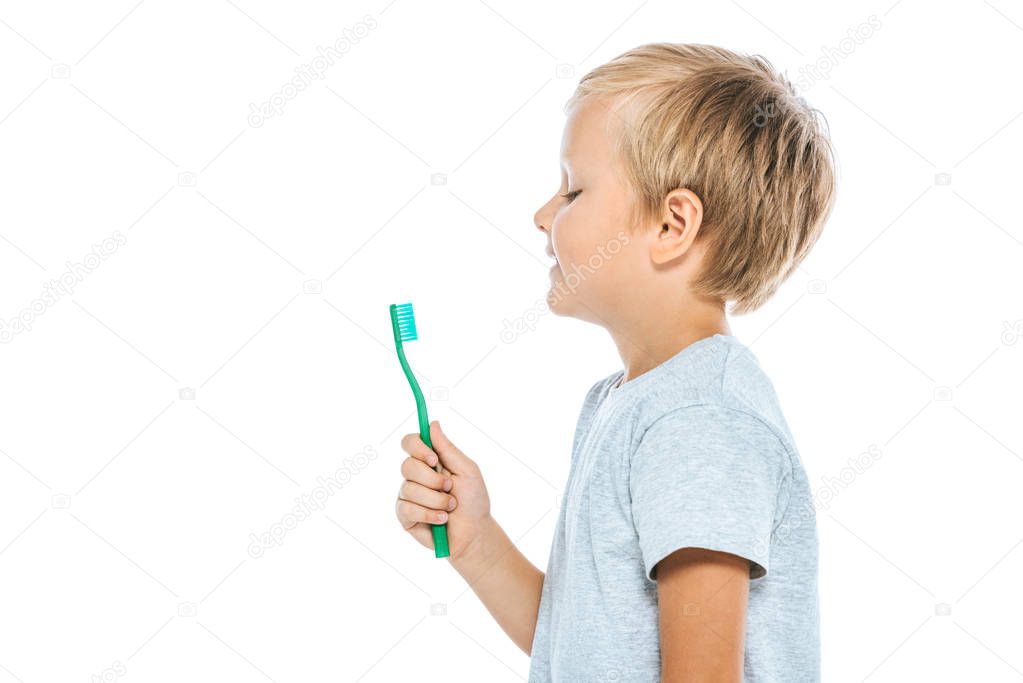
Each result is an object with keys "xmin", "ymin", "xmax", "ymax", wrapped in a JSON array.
[{"xmin": 528, "ymin": 333, "xmax": 819, "ymax": 682}]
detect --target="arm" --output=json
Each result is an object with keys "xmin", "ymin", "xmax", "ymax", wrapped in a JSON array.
[
  {"xmin": 656, "ymin": 547, "xmax": 749, "ymax": 683},
  {"xmin": 450, "ymin": 516, "xmax": 545, "ymax": 655}
]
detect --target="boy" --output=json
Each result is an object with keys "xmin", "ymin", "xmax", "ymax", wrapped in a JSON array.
[{"xmin": 395, "ymin": 42, "xmax": 835, "ymax": 681}]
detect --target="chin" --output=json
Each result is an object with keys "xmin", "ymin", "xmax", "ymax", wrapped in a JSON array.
[
  {"xmin": 546, "ymin": 268, "xmax": 598, "ymax": 321},
  {"xmin": 545, "ymin": 289, "xmax": 568, "ymax": 316},
  {"xmin": 546, "ymin": 287, "xmax": 590, "ymax": 321}
]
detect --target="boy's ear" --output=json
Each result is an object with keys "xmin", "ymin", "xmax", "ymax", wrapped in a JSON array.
[{"xmin": 649, "ymin": 188, "xmax": 704, "ymax": 265}]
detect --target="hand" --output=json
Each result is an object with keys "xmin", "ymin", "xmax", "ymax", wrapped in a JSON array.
[{"xmin": 395, "ymin": 420, "xmax": 492, "ymax": 561}]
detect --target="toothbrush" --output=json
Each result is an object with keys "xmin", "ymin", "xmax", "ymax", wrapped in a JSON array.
[{"xmin": 389, "ymin": 302, "xmax": 450, "ymax": 559}]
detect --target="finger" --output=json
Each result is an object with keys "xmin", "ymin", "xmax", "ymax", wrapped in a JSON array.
[
  {"xmin": 400, "ymin": 457, "xmax": 452, "ymax": 491},
  {"xmin": 400, "ymin": 432, "xmax": 439, "ymax": 467},
  {"xmin": 399, "ymin": 480, "xmax": 457, "ymax": 512},
  {"xmin": 429, "ymin": 420, "xmax": 476, "ymax": 475},
  {"xmin": 396, "ymin": 498, "xmax": 449, "ymax": 526},
  {"xmin": 406, "ymin": 522, "xmax": 434, "ymax": 547},
  {"xmin": 395, "ymin": 495, "xmax": 417, "ymax": 530}
]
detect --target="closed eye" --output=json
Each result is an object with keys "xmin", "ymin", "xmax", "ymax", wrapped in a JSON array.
[{"xmin": 559, "ymin": 190, "xmax": 581, "ymax": 203}]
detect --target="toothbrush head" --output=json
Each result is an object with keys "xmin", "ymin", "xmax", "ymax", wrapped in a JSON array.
[{"xmin": 390, "ymin": 303, "xmax": 418, "ymax": 343}]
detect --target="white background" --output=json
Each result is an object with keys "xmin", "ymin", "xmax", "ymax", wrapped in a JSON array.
[{"xmin": 1, "ymin": 0, "xmax": 1021, "ymax": 681}]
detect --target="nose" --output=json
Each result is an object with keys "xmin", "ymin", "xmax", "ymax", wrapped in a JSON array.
[{"xmin": 534, "ymin": 199, "xmax": 552, "ymax": 235}]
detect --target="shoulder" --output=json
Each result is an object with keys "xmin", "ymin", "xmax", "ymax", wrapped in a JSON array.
[
  {"xmin": 630, "ymin": 340, "xmax": 797, "ymax": 479},
  {"xmin": 633, "ymin": 337, "xmax": 793, "ymax": 444}
]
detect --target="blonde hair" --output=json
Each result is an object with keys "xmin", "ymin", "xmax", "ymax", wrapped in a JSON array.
[{"xmin": 567, "ymin": 43, "xmax": 837, "ymax": 315}]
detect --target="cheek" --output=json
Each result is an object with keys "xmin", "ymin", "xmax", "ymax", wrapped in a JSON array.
[
  {"xmin": 551, "ymin": 189, "xmax": 626, "ymax": 269},
  {"xmin": 552, "ymin": 233, "xmax": 584, "ymax": 270},
  {"xmin": 549, "ymin": 217, "xmax": 570, "ymax": 263},
  {"xmin": 550, "ymin": 208, "xmax": 589, "ymax": 265}
]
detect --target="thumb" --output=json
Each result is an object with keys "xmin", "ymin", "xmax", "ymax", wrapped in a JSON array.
[{"xmin": 429, "ymin": 420, "xmax": 476, "ymax": 475}]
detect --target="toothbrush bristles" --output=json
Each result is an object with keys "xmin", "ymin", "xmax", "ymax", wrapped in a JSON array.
[{"xmin": 393, "ymin": 303, "xmax": 418, "ymax": 341}]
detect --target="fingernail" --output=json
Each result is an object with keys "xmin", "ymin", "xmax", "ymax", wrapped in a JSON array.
[
  {"xmin": 443, "ymin": 478, "xmax": 453, "ymax": 492},
  {"xmin": 437, "ymin": 511, "xmax": 448, "ymax": 522},
  {"xmin": 447, "ymin": 497, "xmax": 456, "ymax": 510},
  {"xmin": 429, "ymin": 456, "xmax": 438, "ymax": 467}
]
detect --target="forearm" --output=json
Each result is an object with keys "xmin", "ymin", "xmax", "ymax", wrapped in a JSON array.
[{"xmin": 450, "ymin": 515, "xmax": 544, "ymax": 655}]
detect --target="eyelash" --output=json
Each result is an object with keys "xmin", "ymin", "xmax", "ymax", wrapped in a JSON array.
[{"xmin": 560, "ymin": 190, "xmax": 581, "ymax": 203}]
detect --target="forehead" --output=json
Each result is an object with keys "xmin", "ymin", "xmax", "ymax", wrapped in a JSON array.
[{"xmin": 561, "ymin": 97, "xmax": 617, "ymax": 165}]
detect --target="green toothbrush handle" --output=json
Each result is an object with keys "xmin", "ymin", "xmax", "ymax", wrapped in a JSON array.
[
  {"xmin": 420, "ymin": 429, "xmax": 450, "ymax": 559},
  {"xmin": 396, "ymin": 345, "xmax": 449, "ymax": 558}
]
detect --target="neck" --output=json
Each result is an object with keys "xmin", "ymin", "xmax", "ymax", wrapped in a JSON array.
[{"xmin": 607, "ymin": 296, "xmax": 731, "ymax": 385}]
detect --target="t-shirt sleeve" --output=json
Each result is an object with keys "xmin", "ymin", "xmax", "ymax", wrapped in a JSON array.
[{"xmin": 629, "ymin": 403, "xmax": 790, "ymax": 582}]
